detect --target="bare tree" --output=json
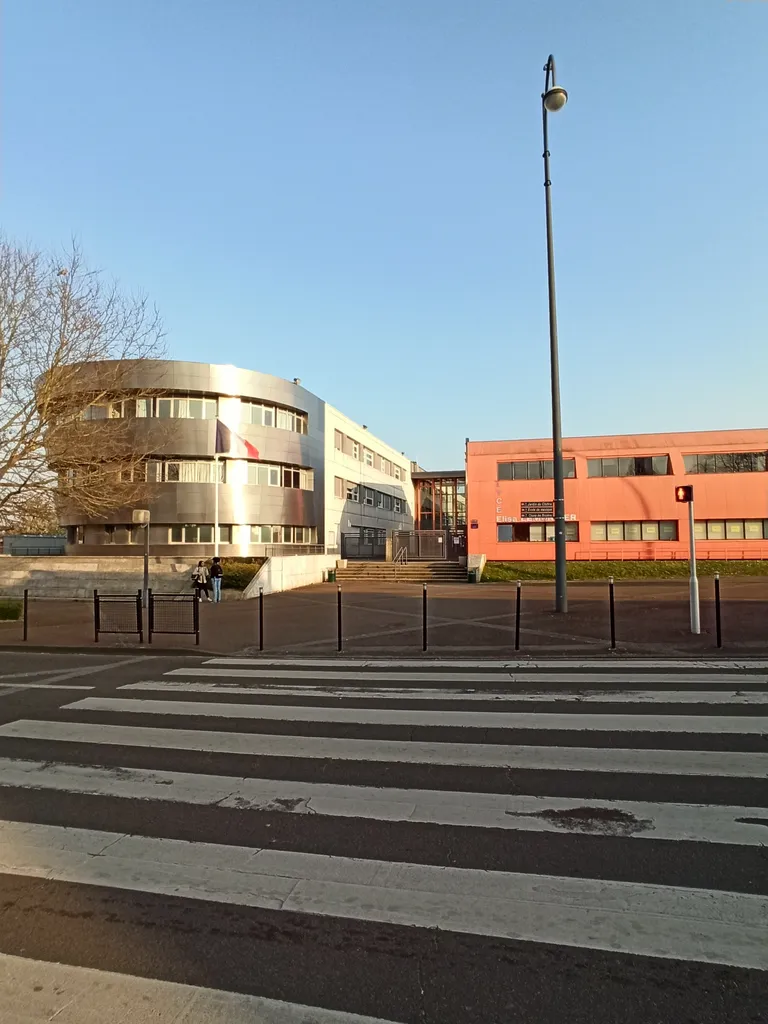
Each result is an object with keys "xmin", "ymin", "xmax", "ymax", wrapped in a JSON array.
[{"xmin": 0, "ymin": 238, "xmax": 167, "ymax": 531}]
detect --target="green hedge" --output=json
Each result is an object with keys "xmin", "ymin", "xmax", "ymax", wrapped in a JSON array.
[
  {"xmin": 218, "ymin": 557, "xmax": 265, "ymax": 591},
  {"xmin": 482, "ymin": 560, "xmax": 768, "ymax": 582},
  {"xmin": 0, "ymin": 599, "xmax": 22, "ymax": 620}
]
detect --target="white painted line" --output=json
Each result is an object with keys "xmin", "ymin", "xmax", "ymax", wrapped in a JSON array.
[
  {"xmin": 0, "ymin": 951, "xmax": 402, "ymax": 1023},
  {"xmin": 171, "ymin": 667, "xmax": 768, "ymax": 685},
  {"xmin": 0, "ymin": 820, "xmax": 765, "ymax": 970},
  {"xmin": 203, "ymin": 657, "xmax": 768, "ymax": 672},
  {"xmin": 63, "ymin": 697, "xmax": 768, "ymax": 735},
  {"xmin": 122, "ymin": 680, "xmax": 768, "ymax": 704},
  {"xmin": 0, "ymin": 683, "xmax": 95, "ymax": 691},
  {"xmin": 2, "ymin": 720, "xmax": 766, "ymax": 777},
  {"xmin": 1, "ymin": 757, "xmax": 765, "ymax": 846}
]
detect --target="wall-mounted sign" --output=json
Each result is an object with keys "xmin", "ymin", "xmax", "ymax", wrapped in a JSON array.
[
  {"xmin": 497, "ymin": 512, "xmax": 576, "ymax": 524},
  {"xmin": 470, "ymin": 520, "xmax": 479, "ymax": 529},
  {"xmin": 521, "ymin": 501, "xmax": 555, "ymax": 519}
]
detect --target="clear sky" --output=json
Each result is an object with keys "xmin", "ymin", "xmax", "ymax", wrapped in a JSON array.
[{"xmin": 3, "ymin": 1, "xmax": 766, "ymax": 469}]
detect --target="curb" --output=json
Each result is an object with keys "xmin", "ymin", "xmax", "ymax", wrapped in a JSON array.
[{"xmin": 0, "ymin": 644, "xmax": 215, "ymax": 658}]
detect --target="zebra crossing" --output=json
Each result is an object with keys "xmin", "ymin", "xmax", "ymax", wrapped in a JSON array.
[{"xmin": 0, "ymin": 658, "xmax": 767, "ymax": 1023}]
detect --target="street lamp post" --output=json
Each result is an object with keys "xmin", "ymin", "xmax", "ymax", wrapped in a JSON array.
[{"xmin": 542, "ymin": 55, "xmax": 569, "ymax": 613}]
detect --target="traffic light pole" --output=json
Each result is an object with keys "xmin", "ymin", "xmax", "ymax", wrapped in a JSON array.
[{"xmin": 688, "ymin": 499, "xmax": 700, "ymax": 634}]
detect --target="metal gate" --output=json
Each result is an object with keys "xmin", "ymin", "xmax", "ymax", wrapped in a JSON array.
[
  {"xmin": 148, "ymin": 591, "xmax": 200, "ymax": 645},
  {"xmin": 392, "ymin": 530, "xmax": 465, "ymax": 561},
  {"xmin": 342, "ymin": 529, "xmax": 386, "ymax": 560},
  {"xmin": 94, "ymin": 590, "xmax": 143, "ymax": 643}
]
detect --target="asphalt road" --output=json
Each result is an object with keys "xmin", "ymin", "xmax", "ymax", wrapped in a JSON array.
[{"xmin": 0, "ymin": 652, "xmax": 767, "ymax": 1023}]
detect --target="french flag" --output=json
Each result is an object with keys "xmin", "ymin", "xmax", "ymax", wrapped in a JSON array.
[{"xmin": 215, "ymin": 420, "xmax": 260, "ymax": 460}]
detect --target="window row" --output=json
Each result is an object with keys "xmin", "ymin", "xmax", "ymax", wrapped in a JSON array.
[
  {"xmin": 587, "ymin": 456, "xmax": 670, "ymax": 478},
  {"xmin": 590, "ymin": 521, "xmax": 678, "ymax": 542},
  {"xmin": 497, "ymin": 522, "xmax": 580, "ymax": 542},
  {"xmin": 334, "ymin": 477, "xmax": 405, "ymax": 513},
  {"xmin": 694, "ymin": 519, "xmax": 768, "ymax": 541},
  {"xmin": 497, "ymin": 459, "xmax": 576, "ymax": 481},
  {"xmin": 99, "ymin": 460, "xmax": 313, "ymax": 489},
  {"xmin": 683, "ymin": 452, "xmax": 766, "ymax": 474},
  {"xmin": 333, "ymin": 430, "xmax": 405, "ymax": 480},
  {"xmin": 241, "ymin": 402, "xmax": 308, "ymax": 434},
  {"xmin": 82, "ymin": 397, "xmax": 219, "ymax": 420},
  {"xmin": 168, "ymin": 524, "xmax": 317, "ymax": 545},
  {"xmin": 82, "ymin": 396, "xmax": 310, "ymax": 433}
]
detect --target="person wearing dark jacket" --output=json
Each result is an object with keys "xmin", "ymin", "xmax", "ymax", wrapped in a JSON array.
[{"xmin": 210, "ymin": 556, "xmax": 223, "ymax": 603}]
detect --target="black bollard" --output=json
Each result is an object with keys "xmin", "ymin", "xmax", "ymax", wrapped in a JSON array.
[
  {"xmin": 609, "ymin": 576, "xmax": 616, "ymax": 650},
  {"xmin": 714, "ymin": 573, "xmax": 722, "ymax": 649}
]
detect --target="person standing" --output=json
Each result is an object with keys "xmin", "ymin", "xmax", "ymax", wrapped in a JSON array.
[
  {"xmin": 210, "ymin": 556, "xmax": 223, "ymax": 603},
  {"xmin": 192, "ymin": 560, "xmax": 211, "ymax": 602}
]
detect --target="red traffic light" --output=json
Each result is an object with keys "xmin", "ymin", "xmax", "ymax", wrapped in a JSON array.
[{"xmin": 675, "ymin": 485, "xmax": 693, "ymax": 503}]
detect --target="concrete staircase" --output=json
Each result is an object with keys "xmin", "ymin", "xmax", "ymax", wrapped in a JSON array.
[{"xmin": 335, "ymin": 561, "xmax": 467, "ymax": 584}]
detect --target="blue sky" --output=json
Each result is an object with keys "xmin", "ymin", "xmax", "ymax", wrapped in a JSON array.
[{"xmin": 3, "ymin": 1, "xmax": 766, "ymax": 468}]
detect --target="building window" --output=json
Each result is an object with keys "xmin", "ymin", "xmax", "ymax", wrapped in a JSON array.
[
  {"xmin": 334, "ymin": 476, "xmax": 344, "ymax": 499},
  {"xmin": 156, "ymin": 397, "xmax": 217, "ymax": 420},
  {"xmin": 683, "ymin": 452, "xmax": 767, "ymax": 474},
  {"xmin": 164, "ymin": 460, "xmax": 224, "ymax": 483},
  {"xmin": 351, "ymin": 440, "xmax": 360, "ymax": 460},
  {"xmin": 381, "ymin": 458, "xmax": 391, "ymax": 475},
  {"xmin": 363, "ymin": 487, "xmax": 374, "ymax": 506},
  {"xmin": 169, "ymin": 524, "xmax": 214, "ymax": 544},
  {"xmin": 346, "ymin": 482, "xmax": 359, "ymax": 502},
  {"xmin": 498, "ymin": 522, "xmax": 578, "ymax": 542},
  {"xmin": 377, "ymin": 492, "xmax": 384, "ymax": 508},
  {"xmin": 218, "ymin": 526, "xmax": 232, "ymax": 544},
  {"xmin": 591, "ymin": 520, "xmax": 678, "ymax": 542},
  {"xmin": 364, "ymin": 449, "xmax": 374, "ymax": 467},
  {"xmin": 394, "ymin": 497, "xmax": 402, "ymax": 513},
  {"xmin": 497, "ymin": 459, "xmax": 576, "ymax": 481},
  {"xmin": 382, "ymin": 493, "xmax": 393, "ymax": 511},
  {"xmin": 334, "ymin": 430, "xmax": 344, "ymax": 450},
  {"xmin": 248, "ymin": 525, "xmax": 317, "ymax": 545},
  {"xmin": 695, "ymin": 519, "xmax": 767, "ymax": 540},
  {"xmin": 393, "ymin": 465, "xmax": 402, "ymax": 481},
  {"xmin": 587, "ymin": 456, "xmax": 670, "ymax": 478}
]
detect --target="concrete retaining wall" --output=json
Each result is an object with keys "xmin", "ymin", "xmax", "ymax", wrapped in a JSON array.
[
  {"xmin": 244, "ymin": 554, "xmax": 338, "ymax": 598},
  {"xmin": 0, "ymin": 556, "xmax": 196, "ymax": 600}
]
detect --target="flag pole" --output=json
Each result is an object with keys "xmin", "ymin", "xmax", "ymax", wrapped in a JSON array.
[{"xmin": 214, "ymin": 453, "xmax": 220, "ymax": 557}]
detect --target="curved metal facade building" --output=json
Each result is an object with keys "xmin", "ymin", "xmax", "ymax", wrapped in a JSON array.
[{"xmin": 61, "ymin": 361, "xmax": 326, "ymax": 556}]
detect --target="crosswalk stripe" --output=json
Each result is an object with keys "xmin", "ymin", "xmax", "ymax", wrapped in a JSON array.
[
  {"xmin": 203, "ymin": 658, "xmax": 768, "ymax": 671},
  {"xmin": 62, "ymin": 696, "xmax": 768, "ymax": 734},
  {"xmin": 118, "ymin": 681, "xmax": 768, "ymax": 703},
  {"xmin": 2, "ymin": 719, "xmax": 766, "ymax": 776},
  {"xmin": 0, "ymin": 818, "xmax": 765, "ymax": 970},
  {"xmin": 172, "ymin": 667, "xmax": 768, "ymax": 684},
  {"xmin": 0, "ymin": 951, "xmax": 403, "ymax": 1024},
  {"xmin": 2, "ymin": 756, "xmax": 766, "ymax": 845}
]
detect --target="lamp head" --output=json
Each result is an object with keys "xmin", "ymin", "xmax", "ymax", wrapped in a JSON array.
[{"xmin": 543, "ymin": 86, "xmax": 568, "ymax": 113}]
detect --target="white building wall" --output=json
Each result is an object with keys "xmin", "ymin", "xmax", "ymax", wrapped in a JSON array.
[{"xmin": 323, "ymin": 405, "xmax": 414, "ymax": 553}]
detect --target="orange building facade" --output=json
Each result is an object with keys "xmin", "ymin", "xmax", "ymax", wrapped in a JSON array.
[{"xmin": 466, "ymin": 428, "xmax": 768, "ymax": 562}]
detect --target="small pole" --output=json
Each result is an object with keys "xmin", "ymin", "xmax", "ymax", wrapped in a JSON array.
[
  {"xmin": 23, "ymin": 589, "xmax": 28, "ymax": 642},
  {"xmin": 194, "ymin": 590, "xmax": 200, "ymax": 646},
  {"xmin": 142, "ymin": 520, "xmax": 150, "ymax": 610},
  {"xmin": 714, "ymin": 573, "xmax": 722, "ymax": 649},
  {"xmin": 337, "ymin": 584, "xmax": 343, "ymax": 653},
  {"xmin": 148, "ymin": 588, "xmax": 153, "ymax": 645},
  {"xmin": 137, "ymin": 590, "xmax": 143, "ymax": 644},
  {"xmin": 608, "ymin": 575, "xmax": 616, "ymax": 650},
  {"xmin": 422, "ymin": 583, "xmax": 428, "ymax": 652},
  {"xmin": 688, "ymin": 499, "xmax": 700, "ymax": 634},
  {"xmin": 515, "ymin": 580, "xmax": 522, "ymax": 651},
  {"xmin": 93, "ymin": 589, "xmax": 99, "ymax": 644},
  {"xmin": 259, "ymin": 587, "xmax": 264, "ymax": 652}
]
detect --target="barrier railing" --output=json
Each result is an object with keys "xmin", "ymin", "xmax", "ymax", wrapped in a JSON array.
[
  {"xmin": 94, "ymin": 589, "xmax": 143, "ymax": 643},
  {"xmin": 148, "ymin": 591, "xmax": 199, "ymax": 646}
]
